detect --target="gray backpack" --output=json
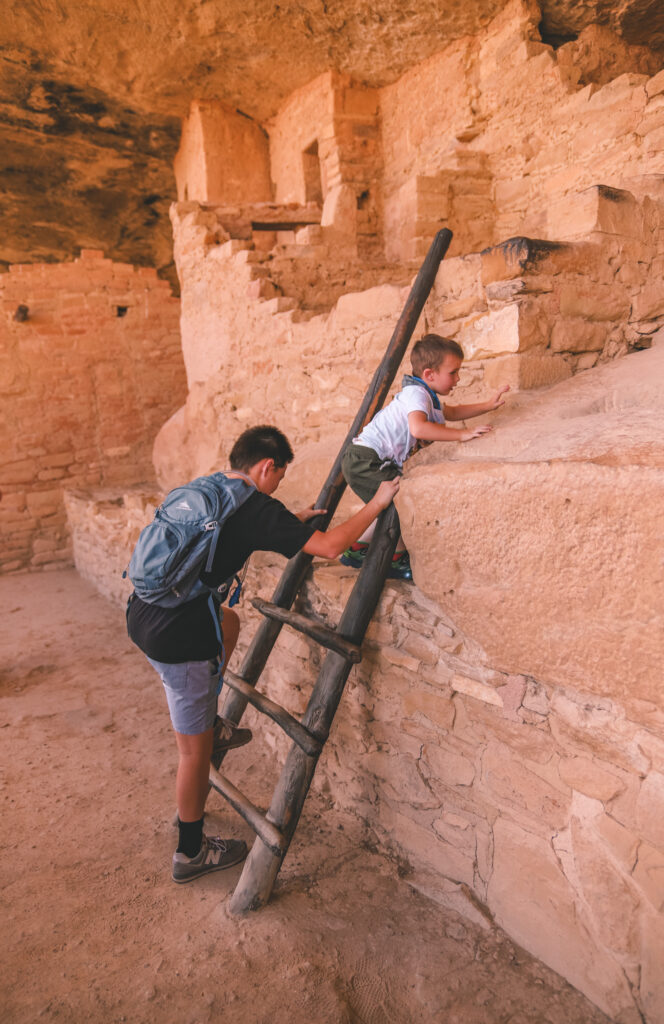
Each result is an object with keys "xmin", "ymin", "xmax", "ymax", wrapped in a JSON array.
[{"xmin": 124, "ymin": 471, "xmax": 255, "ymax": 607}]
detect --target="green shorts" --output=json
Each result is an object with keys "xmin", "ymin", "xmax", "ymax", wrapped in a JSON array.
[{"xmin": 341, "ymin": 444, "xmax": 401, "ymax": 503}]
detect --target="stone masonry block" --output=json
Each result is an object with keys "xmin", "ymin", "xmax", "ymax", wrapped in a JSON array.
[
  {"xmin": 548, "ymin": 185, "xmax": 645, "ymax": 241},
  {"xmin": 550, "ymin": 319, "xmax": 609, "ymax": 353},
  {"xmin": 451, "ymin": 673, "xmax": 502, "ymax": 707},
  {"xmin": 631, "ymin": 283, "xmax": 664, "ymax": 322},
  {"xmin": 378, "ymin": 802, "xmax": 476, "ymax": 887},
  {"xmin": 456, "ymin": 301, "xmax": 549, "ymax": 360},
  {"xmin": 482, "ymin": 351, "xmax": 572, "ymax": 390},
  {"xmin": 641, "ymin": 912, "xmax": 664, "ymax": 1023},
  {"xmin": 646, "ymin": 68, "xmax": 664, "ymax": 100},
  {"xmin": 632, "ymin": 841, "xmax": 664, "ymax": 912},
  {"xmin": 481, "ymin": 742, "xmax": 571, "ymax": 829},
  {"xmin": 421, "ymin": 741, "xmax": 476, "ymax": 787},
  {"xmin": 334, "ymin": 284, "xmax": 402, "ymax": 325},
  {"xmin": 559, "ymin": 756, "xmax": 626, "ymax": 802},
  {"xmin": 558, "ymin": 282, "xmax": 630, "ymax": 322},
  {"xmin": 636, "ymin": 771, "xmax": 664, "ymax": 851},
  {"xmin": 480, "ymin": 237, "xmax": 570, "ymax": 285},
  {"xmin": 402, "ymin": 690, "xmax": 455, "ymax": 731},
  {"xmin": 569, "ymin": 817, "xmax": 641, "ymax": 959},
  {"xmin": 488, "ymin": 818, "xmax": 634, "ymax": 1019}
]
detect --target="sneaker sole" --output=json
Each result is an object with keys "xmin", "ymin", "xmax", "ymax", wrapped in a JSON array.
[
  {"xmin": 213, "ymin": 732, "xmax": 252, "ymax": 754},
  {"xmin": 339, "ymin": 555, "xmax": 363, "ymax": 568}
]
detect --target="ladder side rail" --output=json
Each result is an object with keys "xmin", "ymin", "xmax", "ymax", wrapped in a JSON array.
[
  {"xmin": 229, "ymin": 505, "xmax": 400, "ymax": 914},
  {"xmin": 220, "ymin": 228, "xmax": 452, "ymax": 726}
]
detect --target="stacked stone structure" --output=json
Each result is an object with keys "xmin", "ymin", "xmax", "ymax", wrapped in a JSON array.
[{"xmin": 0, "ymin": 251, "xmax": 186, "ymax": 572}]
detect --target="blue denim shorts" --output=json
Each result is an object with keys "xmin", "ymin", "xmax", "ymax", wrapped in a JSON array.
[{"xmin": 147, "ymin": 656, "xmax": 222, "ymax": 735}]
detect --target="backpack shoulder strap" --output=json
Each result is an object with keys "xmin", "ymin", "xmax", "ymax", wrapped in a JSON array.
[{"xmin": 222, "ymin": 470, "xmax": 257, "ymax": 489}]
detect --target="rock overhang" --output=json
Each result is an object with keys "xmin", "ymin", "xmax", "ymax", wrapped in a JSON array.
[{"xmin": 2, "ymin": 0, "xmax": 663, "ymax": 122}]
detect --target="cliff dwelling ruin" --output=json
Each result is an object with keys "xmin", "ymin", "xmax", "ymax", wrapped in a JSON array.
[{"xmin": 2, "ymin": 0, "xmax": 664, "ymax": 1021}]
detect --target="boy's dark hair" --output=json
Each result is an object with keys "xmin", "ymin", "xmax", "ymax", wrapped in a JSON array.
[
  {"xmin": 411, "ymin": 334, "xmax": 464, "ymax": 377},
  {"xmin": 229, "ymin": 425, "xmax": 294, "ymax": 471}
]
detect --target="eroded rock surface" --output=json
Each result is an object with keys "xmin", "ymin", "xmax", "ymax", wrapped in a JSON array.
[
  {"xmin": 398, "ymin": 333, "xmax": 664, "ymax": 708},
  {"xmin": 2, "ymin": 0, "xmax": 664, "ymax": 275}
]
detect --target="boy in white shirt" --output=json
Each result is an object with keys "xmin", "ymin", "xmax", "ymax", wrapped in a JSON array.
[{"xmin": 341, "ymin": 334, "xmax": 509, "ymax": 579}]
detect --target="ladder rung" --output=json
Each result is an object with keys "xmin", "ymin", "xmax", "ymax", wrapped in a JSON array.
[
  {"xmin": 209, "ymin": 765, "xmax": 285, "ymax": 857},
  {"xmin": 251, "ymin": 598, "xmax": 362, "ymax": 663},
  {"xmin": 224, "ymin": 669, "xmax": 322, "ymax": 757}
]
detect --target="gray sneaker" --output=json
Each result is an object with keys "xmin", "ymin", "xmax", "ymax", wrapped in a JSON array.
[
  {"xmin": 211, "ymin": 715, "xmax": 252, "ymax": 769},
  {"xmin": 172, "ymin": 835, "xmax": 247, "ymax": 883}
]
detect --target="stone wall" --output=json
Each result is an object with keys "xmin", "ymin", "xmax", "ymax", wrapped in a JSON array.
[
  {"xmin": 379, "ymin": 0, "xmax": 664, "ymax": 259},
  {"xmin": 269, "ymin": 72, "xmax": 383, "ymax": 257},
  {"xmin": 0, "ymin": 251, "xmax": 185, "ymax": 573},
  {"xmin": 174, "ymin": 100, "xmax": 272, "ymax": 206}
]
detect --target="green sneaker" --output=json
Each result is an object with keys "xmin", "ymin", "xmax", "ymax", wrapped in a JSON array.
[
  {"xmin": 172, "ymin": 835, "xmax": 247, "ymax": 883},
  {"xmin": 388, "ymin": 551, "xmax": 413, "ymax": 582},
  {"xmin": 339, "ymin": 542, "xmax": 370, "ymax": 569}
]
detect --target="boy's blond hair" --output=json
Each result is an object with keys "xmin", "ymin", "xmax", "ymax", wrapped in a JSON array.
[{"xmin": 411, "ymin": 334, "xmax": 464, "ymax": 377}]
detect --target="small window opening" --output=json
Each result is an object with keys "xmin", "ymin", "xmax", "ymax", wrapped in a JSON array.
[
  {"xmin": 302, "ymin": 140, "xmax": 323, "ymax": 205},
  {"xmin": 116, "ymin": 305, "xmax": 128, "ymax": 318},
  {"xmin": 357, "ymin": 189, "xmax": 370, "ymax": 210}
]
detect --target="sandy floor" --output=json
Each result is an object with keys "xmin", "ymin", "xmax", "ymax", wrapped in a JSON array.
[{"xmin": 0, "ymin": 570, "xmax": 611, "ymax": 1024}]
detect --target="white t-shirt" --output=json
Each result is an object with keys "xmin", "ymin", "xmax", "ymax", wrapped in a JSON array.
[{"xmin": 354, "ymin": 383, "xmax": 445, "ymax": 467}]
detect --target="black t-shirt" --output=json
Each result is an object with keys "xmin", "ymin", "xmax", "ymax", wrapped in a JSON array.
[{"xmin": 127, "ymin": 490, "xmax": 316, "ymax": 663}]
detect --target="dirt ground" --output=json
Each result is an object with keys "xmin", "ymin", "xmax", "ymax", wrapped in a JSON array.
[{"xmin": 1, "ymin": 570, "xmax": 611, "ymax": 1024}]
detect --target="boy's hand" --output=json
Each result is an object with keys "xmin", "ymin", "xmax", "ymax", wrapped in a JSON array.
[
  {"xmin": 296, "ymin": 504, "xmax": 327, "ymax": 522},
  {"xmin": 486, "ymin": 384, "xmax": 510, "ymax": 410},
  {"xmin": 373, "ymin": 477, "xmax": 400, "ymax": 509},
  {"xmin": 461, "ymin": 424, "xmax": 492, "ymax": 441}
]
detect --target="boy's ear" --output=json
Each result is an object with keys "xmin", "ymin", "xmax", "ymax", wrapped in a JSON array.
[{"xmin": 256, "ymin": 457, "xmax": 275, "ymax": 482}]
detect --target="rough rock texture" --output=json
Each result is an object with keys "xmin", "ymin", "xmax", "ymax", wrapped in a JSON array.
[
  {"xmin": 398, "ymin": 332, "xmax": 664, "ymax": 711},
  {"xmin": 0, "ymin": 251, "xmax": 185, "ymax": 573},
  {"xmin": 0, "ymin": 61, "xmax": 180, "ymax": 288},
  {"xmin": 3, "ymin": 0, "xmax": 662, "ymax": 123},
  {"xmin": 1, "ymin": 0, "xmax": 663, "ymax": 275}
]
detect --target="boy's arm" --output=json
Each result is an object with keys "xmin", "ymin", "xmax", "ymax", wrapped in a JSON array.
[
  {"xmin": 444, "ymin": 385, "xmax": 510, "ymax": 421},
  {"xmin": 303, "ymin": 478, "xmax": 399, "ymax": 559},
  {"xmin": 408, "ymin": 411, "xmax": 491, "ymax": 443}
]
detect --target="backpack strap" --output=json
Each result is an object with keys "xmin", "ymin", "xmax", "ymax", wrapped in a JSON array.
[
  {"xmin": 208, "ymin": 592, "xmax": 225, "ymax": 662},
  {"xmin": 206, "ymin": 470, "xmax": 256, "ymax": 652},
  {"xmin": 223, "ymin": 469, "xmax": 257, "ymax": 488}
]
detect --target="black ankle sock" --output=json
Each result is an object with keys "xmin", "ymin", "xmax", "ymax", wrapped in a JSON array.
[{"xmin": 177, "ymin": 816, "xmax": 204, "ymax": 858}]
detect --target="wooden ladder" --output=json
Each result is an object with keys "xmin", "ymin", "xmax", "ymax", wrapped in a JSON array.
[{"xmin": 212, "ymin": 229, "xmax": 453, "ymax": 913}]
